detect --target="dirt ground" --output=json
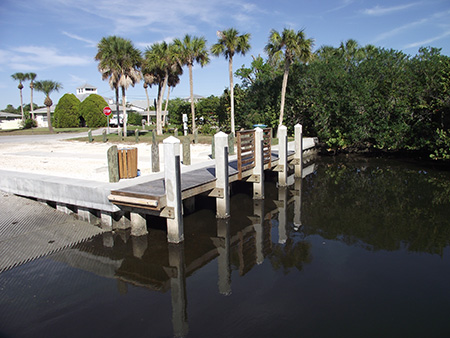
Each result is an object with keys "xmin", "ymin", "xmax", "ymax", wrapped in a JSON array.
[{"xmin": 0, "ymin": 139, "xmax": 214, "ymax": 182}]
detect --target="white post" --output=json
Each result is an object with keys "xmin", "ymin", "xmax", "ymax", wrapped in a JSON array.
[
  {"xmin": 294, "ymin": 124, "xmax": 303, "ymax": 178},
  {"xmin": 278, "ymin": 125, "xmax": 288, "ymax": 186},
  {"xmin": 293, "ymin": 178, "xmax": 302, "ymax": 231},
  {"xmin": 253, "ymin": 127, "xmax": 265, "ymax": 199},
  {"xmin": 164, "ymin": 136, "xmax": 184, "ymax": 243},
  {"xmin": 214, "ymin": 132, "xmax": 230, "ymax": 218}
]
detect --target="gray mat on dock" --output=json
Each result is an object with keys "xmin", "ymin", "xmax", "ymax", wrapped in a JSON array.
[{"xmin": 0, "ymin": 191, "xmax": 105, "ymax": 273}]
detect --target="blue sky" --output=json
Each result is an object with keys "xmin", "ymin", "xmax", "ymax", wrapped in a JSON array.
[{"xmin": 1, "ymin": 0, "xmax": 449, "ymax": 110}]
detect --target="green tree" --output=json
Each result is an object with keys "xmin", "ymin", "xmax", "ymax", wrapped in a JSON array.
[
  {"xmin": 265, "ymin": 28, "xmax": 314, "ymax": 125},
  {"xmin": 95, "ymin": 36, "xmax": 142, "ymax": 135},
  {"xmin": 211, "ymin": 28, "xmax": 251, "ymax": 135},
  {"xmin": 79, "ymin": 94, "xmax": 109, "ymax": 128},
  {"xmin": 26, "ymin": 72, "xmax": 37, "ymax": 119},
  {"xmin": 34, "ymin": 80, "xmax": 62, "ymax": 133},
  {"xmin": 174, "ymin": 34, "xmax": 210, "ymax": 133},
  {"xmin": 54, "ymin": 93, "xmax": 81, "ymax": 128},
  {"xmin": 11, "ymin": 72, "xmax": 27, "ymax": 120}
]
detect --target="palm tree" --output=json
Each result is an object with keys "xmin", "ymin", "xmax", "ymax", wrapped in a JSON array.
[
  {"xmin": 143, "ymin": 42, "xmax": 182, "ymax": 135},
  {"xmin": 211, "ymin": 28, "xmax": 251, "ymax": 135},
  {"xmin": 95, "ymin": 36, "xmax": 142, "ymax": 135},
  {"xmin": 265, "ymin": 28, "xmax": 314, "ymax": 125},
  {"xmin": 26, "ymin": 72, "xmax": 37, "ymax": 119},
  {"xmin": 11, "ymin": 72, "xmax": 27, "ymax": 120},
  {"xmin": 174, "ymin": 34, "xmax": 210, "ymax": 134},
  {"xmin": 34, "ymin": 80, "xmax": 62, "ymax": 133}
]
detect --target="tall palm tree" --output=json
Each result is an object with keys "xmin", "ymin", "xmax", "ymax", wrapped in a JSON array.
[
  {"xmin": 265, "ymin": 28, "xmax": 314, "ymax": 125},
  {"xmin": 26, "ymin": 72, "xmax": 37, "ymax": 119},
  {"xmin": 34, "ymin": 80, "xmax": 62, "ymax": 133},
  {"xmin": 11, "ymin": 72, "xmax": 27, "ymax": 120},
  {"xmin": 211, "ymin": 28, "xmax": 251, "ymax": 135},
  {"xmin": 95, "ymin": 36, "xmax": 142, "ymax": 135},
  {"xmin": 143, "ymin": 41, "xmax": 182, "ymax": 135},
  {"xmin": 174, "ymin": 34, "xmax": 210, "ymax": 133}
]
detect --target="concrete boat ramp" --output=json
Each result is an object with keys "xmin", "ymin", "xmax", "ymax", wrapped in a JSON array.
[{"xmin": 0, "ymin": 126, "xmax": 317, "ymax": 271}]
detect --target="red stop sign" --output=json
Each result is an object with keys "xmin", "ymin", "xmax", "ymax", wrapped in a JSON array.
[{"xmin": 103, "ymin": 106, "xmax": 112, "ymax": 116}]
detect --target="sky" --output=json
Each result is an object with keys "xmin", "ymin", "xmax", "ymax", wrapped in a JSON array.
[{"xmin": 1, "ymin": 0, "xmax": 449, "ymax": 110}]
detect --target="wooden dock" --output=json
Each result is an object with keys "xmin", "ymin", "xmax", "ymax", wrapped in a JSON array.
[{"xmin": 107, "ymin": 124, "xmax": 317, "ymax": 243}]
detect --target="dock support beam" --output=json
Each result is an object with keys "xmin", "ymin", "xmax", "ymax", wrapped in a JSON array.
[
  {"xmin": 294, "ymin": 124, "xmax": 303, "ymax": 178},
  {"xmin": 130, "ymin": 212, "xmax": 148, "ymax": 237},
  {"xmin": 164, "ymin": 136, "xmax": 184, "ymax": 243},
  {"xmin": 253, "ymin": 127, "xmax": 265, "ymax": 199},
  {"xmin": 214, "ymin": 132, "xmax": 230, "ymax": 218},
  {"xmin": 277, "ymin": 125, "xmax": 288, "ymax": 186}
]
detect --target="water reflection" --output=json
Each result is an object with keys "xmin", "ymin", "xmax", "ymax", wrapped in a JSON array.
[{"xmin": 3, "ymin": 156, "xmax": 450, "ymax": 337}]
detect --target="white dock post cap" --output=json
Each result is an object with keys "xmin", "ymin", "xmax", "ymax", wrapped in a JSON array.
[
  {"xmin": 215, "ymin": 131, "xmax": 228, "ymax": 139},
  {"xmin": 295, "ymin": 123, "xmax": 302, "ymax": 133}
]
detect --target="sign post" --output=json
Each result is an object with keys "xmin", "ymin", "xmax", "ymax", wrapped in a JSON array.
[{"xmin": 103, "ymin": 106, "xmax": 112, "ymax": 134}]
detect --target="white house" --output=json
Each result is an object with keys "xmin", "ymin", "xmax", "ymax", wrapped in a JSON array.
[{"xmin": 0, "ymin": 112, "xmax": 22, "ymax": 130}]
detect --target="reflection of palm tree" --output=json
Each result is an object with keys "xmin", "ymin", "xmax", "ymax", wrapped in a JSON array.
[
  {"xmin": 34, "ymin": 80, "xmax": 62, "ymax": 133},
  {"xmin": 11, "ymin": 72, "xmax": 27, "ymax": 120},
  {"xmin": 269, "ymin": 239, "xmax": 311, "ymax": 274},
  {"xmin": 174, "ymin": 34, "xmax": 210, "ymax": 134},
  {"xmin": 211, "ymin": 28, "xmax": 251, "ymax": 135},
  {"xmin": 265, "ymin": 28, "xmax": 314, "ymax": 126}
]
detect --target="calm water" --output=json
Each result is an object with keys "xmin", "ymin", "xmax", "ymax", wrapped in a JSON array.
[{"xmin": 1, "ymin": 155, "xmax": 450, "ymax": 338}]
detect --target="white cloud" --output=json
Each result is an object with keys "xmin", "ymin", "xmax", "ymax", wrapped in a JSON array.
[
  {"xmin": 404, "ymin": 30, "xmax": 450, "ymax": 49},
  {"xmin": 363, "ymin": 2, "xmax": 421, "ymax": 16},
  {"xmin": 372, "ymin": 18, "xmax": 427, "ymax": 43},
  {"xmin": 62, "ymin": 31, "xmax": 96, "ymax": 47},
  {"xmin": 0, "ymin": 46, "xmax": 92, "ymax": 71}
]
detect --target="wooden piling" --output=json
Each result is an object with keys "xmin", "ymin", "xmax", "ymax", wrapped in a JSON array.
[
  {"xmin": 214, "ymin": 132, "xmax": 230, "ymax": 218},
  {"xmin": 182, "ymin": 137, "xmax": 191, "ymax": 165},
  {"xmin": 277, "ymin": 125, "xmax": 288, "ymax": 186},
  {"xmin": 164, "ymin": 136, "xmax": 184, "ymax": 243},
  {"xmin": 294, "ymin": 124, "xmax": 303, "ymax": 178},
  {"xmin": 253, "ymin": 127, "xmax": 265, "ymax": 199},
  {"xmin": 152, "ymin": 130, "xmax": 160, "ymax": 172},
  {"xmin": 107, "ymin": 145, "xmax": 120, "ymax": 183}
]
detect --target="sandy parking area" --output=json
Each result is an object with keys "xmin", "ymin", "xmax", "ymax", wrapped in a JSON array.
[{"xmin": 0, "ymin": 138, "xmax": 214, "ymax": 182}]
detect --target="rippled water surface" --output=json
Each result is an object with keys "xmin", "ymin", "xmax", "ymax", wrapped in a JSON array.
[{"xmin": 1, "ymin": 155, "xmax": 450, "ymax": 337}]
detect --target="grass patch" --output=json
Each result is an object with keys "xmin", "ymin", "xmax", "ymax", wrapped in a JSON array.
[
  {"xmin": 72, "ymin": 130, "xmax": 216, "ymax": 145},
  {"xmin": 0, "ymin": 127, "xmax": 92, "ymax": 135}
]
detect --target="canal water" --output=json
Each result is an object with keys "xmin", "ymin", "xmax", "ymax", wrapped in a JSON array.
[{"xmin": 1, "ymin": 155, "xmax": 450, "ymax": 337}]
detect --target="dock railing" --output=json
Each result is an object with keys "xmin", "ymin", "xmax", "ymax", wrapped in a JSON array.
[{"xmin": 236, "ymin": 128, "xmax": 272, "ymax": 180}]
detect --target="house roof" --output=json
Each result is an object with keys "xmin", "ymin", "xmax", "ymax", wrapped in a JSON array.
[
  {"xmin": 77, "ymin": 83, "xmax": 97, "ymax": 89},
  {"xmin": 0, "ymin": 112, "xmax": 22, "ymax": 119}
]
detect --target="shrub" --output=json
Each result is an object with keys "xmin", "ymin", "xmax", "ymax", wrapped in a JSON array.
[
  {"xmin": 79, "ymin": 94, "xmax": 109, "ymax": 128},
  {"xmin": 54, "ymin": 93, "xmax": 81, "ymax": 128},
  {"xmin": 22, "ymin": 118, "xmax": 37, "ymax": 129}
]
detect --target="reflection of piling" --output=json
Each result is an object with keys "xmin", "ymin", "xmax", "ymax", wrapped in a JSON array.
[
  {"xmin": 293, "ymin": 178, "xmax": 302, "ymax": 231},
  {"xmin": 168, "ymin": 242, "xmax": 189, "ymax": 338},
  {"xmin": 252, "ymin": 199, "xmax": 265, "ymax": 264},
  {"xmin": 277, "ymin": 187, "xmax": 288, "ymax": 244},
  {"xmin": 216, "ymin": 218, "xmax": 231, "ymax": 295}
]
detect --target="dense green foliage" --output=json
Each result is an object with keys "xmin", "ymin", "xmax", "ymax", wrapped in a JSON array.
[
  {"xmin": 234, "ymin": 44, "xmax": 450, "ymax": 159},
  {"xmin": 54, "ymin": 93, "xmax": 80, "ymax": 128},
  {"xmin": 79, "ymin": 94, "xmax": 108, "ymax": 128}
]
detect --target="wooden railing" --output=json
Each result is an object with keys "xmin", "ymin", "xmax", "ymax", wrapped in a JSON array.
[{"xmin": 236, "ymin": 128, "xmax": 272, "ymax": 180}]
